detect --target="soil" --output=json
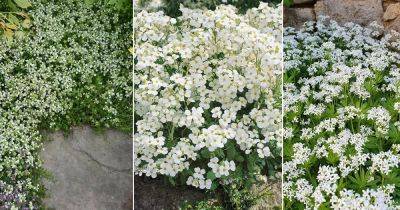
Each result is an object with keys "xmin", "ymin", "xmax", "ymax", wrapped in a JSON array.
[{"xmin": 134, "ymin": 176, "xmax": 207, "ymax": 210}]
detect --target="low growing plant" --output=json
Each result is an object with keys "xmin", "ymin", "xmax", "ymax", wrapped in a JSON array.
[
  {"xmin": 283, "ymin": 17, "xmax": 400, "ymax": 209},
  {"xmin": 134, "ymin": 2, "xmax": 282, "ymax": 207},
  {"xmin": 0, "ymin": 0, "xmax": 132, "ymax": 208}
]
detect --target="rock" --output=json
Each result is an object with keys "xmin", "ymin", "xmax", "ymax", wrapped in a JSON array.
[
  {"xmin": 315, "ymin": 0, "xmax": 384, "ymax": 26},
  {"xmin": 293, "ymin": 0, "xmax": 315, "ymax": 4},
  {"xmin": 134, "ymin": 176, "xmax": 206, "ymax": 210},
  {"xmin": 40, "ymin": 126, "xmax": 133, "ymax": 210},
  {"xmin": 249, "ymin": 180, "xmax": 282, "ymax": 210},
  {"xmin": 384, "ymin": 3, "xmax": 400, "ymax": 21},
  {"xmin": 387, "ymin": 16, "xmax": 400, "ymax": 32},
  {"xmin": 284, "ymin": 7, "xmax": 316, "ymax": 29}
]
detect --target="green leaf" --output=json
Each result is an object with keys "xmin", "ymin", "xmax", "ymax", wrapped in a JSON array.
[
  {"xmin": 7, "ymin": 14, "xmax": 20, "ymax": 25},
  {"xmin": 14, "ymin": 31, "xmax": 25, "ymax": 39},
  {"xmin": 168, "ymin": 176, "xmax": 176, "ymax": 186},
  {"xmin": 200, "ymin": 149, "xmax": 211, "ymax": 158},
  {"xmin": 84, "ymin": 0, "xmax": 96, "ymax": 6},
  {"xmin": 210, "ymin": 182, "xmax": 218, "ymax": 190},
  {"xmin": 382, "ymin": 170, "xmax": 400, "ymax": 186},
  {"xmin": 348, "ymin": 168, "xmax": 377, "ymax": 191},
  {"xmin": 5, "ymin": 23, "xmax": 17, "ymax": 29},
  {"xmin": 4, "ymin": 29, "xmax": 13, "ymax": 41},
  {"xmin": 21, "ymin": 18, "xmax": 30, "ymax": 28},
  {"xmin": 235, "ymin": 155, "xmax": 244, "ymax": 162},
  {"xmin": 318, "ymin": 203, "xmax": 330, "ymax": 210},
  {"xmin": 14, "ymin": 0, "xmax": 31, "ymax": 9},
  {"xmin": 283, "ymin": 0, "xmax": 293, "ymax": 7},
  {"xmin": 206, "ymin": 171, "xmax": 216, "ymax": 181},
  {"xmin": 7, "ymin": 0, "xmax": 18, "ymax": 11},
  {"xmin": 388, "ymin": 124, "xmax": 400, "ymax": 144},
  {"xmin": 214, "ymin": 149, "xmax": 225, "ymax": 159},
  {"xmin": 226, "ymin": 141, "xmax": 238, "ymax": 160}
]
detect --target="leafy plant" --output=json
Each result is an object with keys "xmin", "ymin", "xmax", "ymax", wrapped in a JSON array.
[
  {"xmin": 283, "ymin": 17, "xmax": 400, "ymax": 209},
  {"xmin": 0, "ymin": 0, "xmax": 132, "ymax": 208},
  {"xmin": 0, "ymin": 0, "xmax": 32, "ymax": 41},
  {"xmin": 135, "ymin": 2, "xmax": 282, "ymax": 209},
  {"xmin": 283, "ymin": 0, "xmax": 293, "ymax": 7},
  {"xmin": 136, "ymin": 0, "xmax": 281, "ymax": 17}
]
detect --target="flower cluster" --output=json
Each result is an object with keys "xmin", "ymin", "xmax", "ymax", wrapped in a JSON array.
[
  {"xmin": 0, "ymin": 0, "xmax": 132, "ymax": 208},
  {"xmin": 186, "ymin": 167, "xmax": 212, "ymax": 189},
  {"xmin": 134, "ymin": 3, "xmax": 282, "ymax": 190},
  {"xmin": 284, "ymin": 17, "xmax": 400, "ymax": 209}
]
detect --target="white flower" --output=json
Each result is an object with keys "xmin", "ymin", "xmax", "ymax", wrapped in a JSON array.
[
  {"xmin": 284, "ymin": 17, "xmax": 400, "ymax": 208},
  {"xmin": 0, "ymin": 0, "xmax": 132, "ymax": 207},
  {"xmin": 135, "ymin": 2, "xmax": 282, "ymax": 189}
]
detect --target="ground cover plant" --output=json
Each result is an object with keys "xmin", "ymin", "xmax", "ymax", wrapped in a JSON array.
[
  {"xmin": 134, "ymin": 2, "xmax": 282, "ymax": 209},
  {"xmin": 135, "ymin": 0, "xmax": 281, "ymax": 17},
  {"xmin": 283, "ymin": 17, "xmax": 400, "ymax": 209},
  {"xmin": 0, "ymin": 0, "xmax": 132, "ymax": 208}
]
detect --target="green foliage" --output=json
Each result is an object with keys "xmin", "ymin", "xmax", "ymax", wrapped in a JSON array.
[
  {"xmin": 14, "ymin": 0, "xmax": 32, "ymax": 8},
  {"xmin": 86, "ymin": 0, "xmax": 133, "ymax": 12},
  {"xmin": 0, "ymin": 0, "xmax": 132, "ymax": 208},
  {"xmin": 0, "ymin": 0, "xmax": 32, "ymax": 41},
  {"xmin": 221, "ymin": 178, "xmax": 271, "ymax": 210},
  {"xmin": 283, "ymin": 18, "xmax": 400, "ymax": 209},
  {"xmin": 161, "ymin": 0, "xmax": 281, "ymax": 17},
  {"xmin": 181, "ymin": 199, "xmax": 225, "ymax": 210},
  {"xmin": 283, "ymin": 0, "xmax": 293, "ymax": 7},
  {"xmin": 180, "ymin": 177, "xmax": 273, "ymax": 210}
]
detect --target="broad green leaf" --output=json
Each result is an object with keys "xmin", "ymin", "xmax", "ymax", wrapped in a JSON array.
[
  {"xmin": 210, "ymin": 182, "xmax": 218, "ymax": 190},
  {"xmin": 206, "ymin": 171, "xmax": 216, "ymax": 181},
  {"xmin": 14, "ymin": 31, "xmax": 25, "ymax": 39},
  {"xmin": 14, "ymin": 0, "xmax": 31, "ymax": 9},
  {"xmin": 4, "ymin": 29, "xmax": 14, "ymax": 41},
  {"xmin": 5, "ymin": 23, "xmax": 17, "ymax": 30},
  {"xmin": 200, "ymin": 149, "xmax": 211, "ymax": 158},
  {"xmin": 22, "ymin": 18, "xmax": 30, "ymax": 28},
  {"xmin": 7, "ymin": 14, "xmax": 20, "ymax": 25},
  {"xmin": 84, "ymin": 0, "xmax": 96, "ymax": 6},
  {"xmin": 7, "ymin": 0, "xmax": 18, "ymax": 11}
]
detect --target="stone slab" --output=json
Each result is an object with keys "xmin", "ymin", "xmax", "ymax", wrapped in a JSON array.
[{"xmin": 40, "ymin": 126, "xmax": 133, "ymax": 210}]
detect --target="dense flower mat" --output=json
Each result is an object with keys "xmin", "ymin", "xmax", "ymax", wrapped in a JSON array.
[
  {"xmin": 283, "ymin": 18, "xmax": 400, "ymax": 209},
  {"xmin": 0, "ymin": 0, "xmax": 132, "ymax": 208},
  {"xmin": 134, "ymin": 3, "xmax": 282, "ymax": 193}
]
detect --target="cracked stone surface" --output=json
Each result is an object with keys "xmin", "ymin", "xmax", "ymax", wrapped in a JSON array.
[{"xmin": 40, "ymin": 126, "xmax": 133, "ymax": 210}]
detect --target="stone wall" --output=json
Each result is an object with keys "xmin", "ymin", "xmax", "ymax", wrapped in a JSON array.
[{"xmin": 284, "ymin": 0, "xmax": 400, "ymax": 32}]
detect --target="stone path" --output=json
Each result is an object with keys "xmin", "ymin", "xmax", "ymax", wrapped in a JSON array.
[{"xmin": 40, "ymin": 126, "xmax": 132, "ymax": 210}]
